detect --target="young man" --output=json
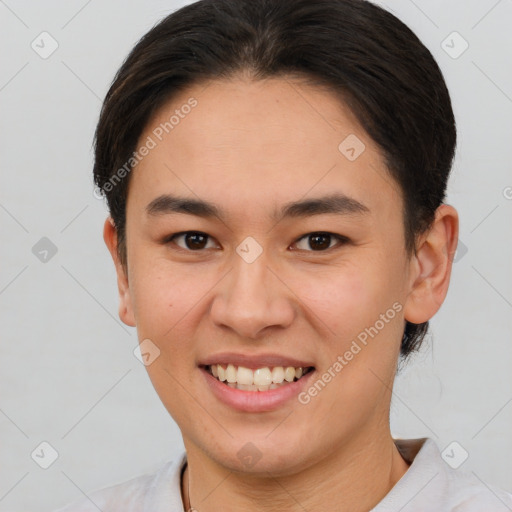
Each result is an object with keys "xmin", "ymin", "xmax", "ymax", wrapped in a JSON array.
[{"xmin": 57, "ymin": 0, "xmax": 512, "ymax": 510}]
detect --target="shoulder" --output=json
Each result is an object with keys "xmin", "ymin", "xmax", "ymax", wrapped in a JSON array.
[
  {"xmin": 374, "ymin": 438, "xmax": 512, "ymax": 512},
  {"xmin": 53, "ymin": 453, "xmax": 187, "ymax": 512},
  {"xmin": 444, "ymin": 465, "xmax": 512, "ymax": 511}
]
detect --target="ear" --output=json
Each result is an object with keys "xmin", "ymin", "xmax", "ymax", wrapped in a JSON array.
[
  {"xmin": 103, "ymin": 217, "xmax": 136, "ymax": 327},
  {"xmin": 403, "ymin": 204, "xmax": 459, "ymax": 324}
]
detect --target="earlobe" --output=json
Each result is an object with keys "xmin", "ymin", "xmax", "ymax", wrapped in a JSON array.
[
  {"xmin": 403, "ymin": 204, "xmax": 459, "ymax": 324},
  {"xmin": 103, "ymin": 218, "xmax": 136, "ymax": 327}
]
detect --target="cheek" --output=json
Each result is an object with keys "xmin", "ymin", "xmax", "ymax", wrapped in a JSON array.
[
  {"xmin": 297, "ymin": 264, "xmax": 388, "ymax": 335},
  {"xmin": 295, "ymin": 255, "xmax": 406, "ymax": 374},
  {"xmin": 128, "ymin": 258, "xmax": 202, "ymax": 339}
]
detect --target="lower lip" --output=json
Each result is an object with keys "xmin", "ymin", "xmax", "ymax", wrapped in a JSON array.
[{"xmin": 200, "ymin": 367, "xmax": 315, "ymax": 413}]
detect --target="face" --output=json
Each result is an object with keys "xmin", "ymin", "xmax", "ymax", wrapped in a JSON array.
[{"xmin": 106, "ymin": 76, "xmax": 436, "ymax": 475}]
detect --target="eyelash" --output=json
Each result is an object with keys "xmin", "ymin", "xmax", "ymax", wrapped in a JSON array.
[{"xmin": 164, "ymin": 231, "xmax": 350, "ymax": 253}]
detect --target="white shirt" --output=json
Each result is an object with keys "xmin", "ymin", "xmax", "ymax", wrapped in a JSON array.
[{"xmin": 55, "ymin": 437, "xmax": 512, "ymax": 511}]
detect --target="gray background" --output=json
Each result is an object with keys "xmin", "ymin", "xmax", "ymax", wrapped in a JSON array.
[{"xmin": 1, "ymin": 1, "xmax": 511, "ymax": 510}]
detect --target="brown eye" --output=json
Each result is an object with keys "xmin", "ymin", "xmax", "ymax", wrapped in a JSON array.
[
  {"xmin": 168, "ymin": 231, "xmax": 217, "ymax": 251},
  {"xmin": 293, "ymin": 232, "xmax": 348, "ymax": 252}
]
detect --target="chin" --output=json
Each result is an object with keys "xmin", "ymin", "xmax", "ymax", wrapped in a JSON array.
[{"xmin": 199, "ymin": 427, "xmax": 321, "ymax": 477}]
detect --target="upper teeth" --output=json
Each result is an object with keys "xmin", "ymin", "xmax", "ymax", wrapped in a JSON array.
[{"xmin": 210, "ymin": 364, "xmax": 305, "ymax": 385}]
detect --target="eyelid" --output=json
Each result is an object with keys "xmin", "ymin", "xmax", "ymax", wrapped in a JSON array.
[
  {"xmin": 164, "ymin": 230, "xmax": 350, "ymax": 253},
  {"xmin": 291, "ymin": 232, "xmax": 350, "ymax": 252},
  {"xmin": 165, "ymin": 231, "xmax": 220, "ymax": 251}
]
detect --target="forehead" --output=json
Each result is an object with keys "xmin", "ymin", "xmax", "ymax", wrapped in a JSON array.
[{"xmin": 128, "ymin": 77, "xmax": 401, "ymax": 224}]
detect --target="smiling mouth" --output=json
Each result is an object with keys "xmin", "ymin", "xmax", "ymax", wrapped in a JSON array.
[{"xmin": 205, "ymin": 364, "xmax": 315, "ymax": 391}]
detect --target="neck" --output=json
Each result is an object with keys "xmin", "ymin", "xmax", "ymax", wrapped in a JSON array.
[{"xmin": 181, "ymin": 429, "xmax": 410, "ymax": 512}]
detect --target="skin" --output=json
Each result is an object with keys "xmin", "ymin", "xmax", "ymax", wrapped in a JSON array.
[{"xmin": 104, "ymin": 75, "xmax": 458, "ymax": 511}]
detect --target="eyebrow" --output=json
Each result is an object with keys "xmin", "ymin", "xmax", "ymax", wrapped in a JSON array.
[{"xmin": 145, "ymin": 193, "xmax": 370, "ymax": 222}]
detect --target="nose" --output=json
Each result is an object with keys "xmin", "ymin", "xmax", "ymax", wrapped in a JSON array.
[{"xmin": 209, "ymin": 254, "xmax": 296, "ymax": 339}]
